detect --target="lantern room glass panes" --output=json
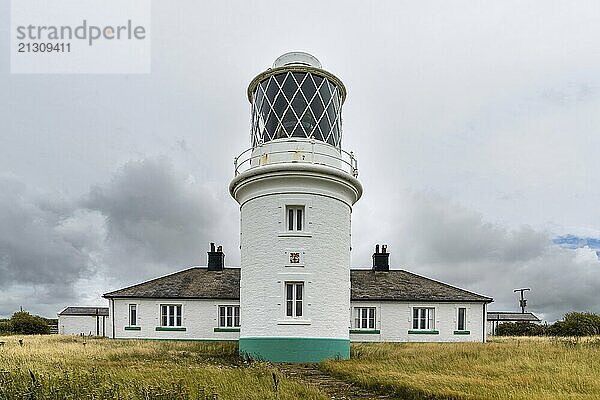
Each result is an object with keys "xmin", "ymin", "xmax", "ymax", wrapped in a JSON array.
[{"xmin": 251, "ymin": 72, "xmax": 342, "ymax": 147}]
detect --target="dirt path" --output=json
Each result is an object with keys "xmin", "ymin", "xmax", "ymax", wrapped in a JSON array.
[{"xmin": 277, "ymin": 364, "xmax": 397, "ymax": 400}]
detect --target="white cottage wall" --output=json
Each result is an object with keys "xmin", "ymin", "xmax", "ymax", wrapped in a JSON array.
[
  {"xmin": 349, "ymin": 301, "xmax": 486, "ymax": 343},
  {"xmin": 106, "ymin": 297, "xmax": 486, "ymax": 343},
  {"xmin": 110, "ymin": 298, "xmax": 240, "ymax": 341}
]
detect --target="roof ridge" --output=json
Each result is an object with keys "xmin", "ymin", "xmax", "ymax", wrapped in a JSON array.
[
  {"xmin": 103, "ymin": 266, "xmax": 202, "ymax": 297},
  {"xmin": 63, "ymin": 306, "xmax": 108, "ymax": 309},
  {"xmin": 396, "ymin": 269, "xmax": 493, "ymax": 301},
  {"xmin": 489, "ymin": 311, "xmax": 537, "ymax": 314},
  {"xmin": 58, "ymin": 306, "xmax": 109, "ymax": 316},
  {"xmin": 350, "ymin": 269, "xmax": 492, "ymax": 302},
  {"xmin": 103, "ymin": 267, "xmax": 241, "ymax": 299}
]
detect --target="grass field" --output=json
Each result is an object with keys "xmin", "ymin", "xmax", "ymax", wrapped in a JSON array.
[
  {"xmin": 0, "ymin": 335, "xmax": 325, "ymax": 400},
  {"xmin": 0, "ymin": 335, "xmax": 599, "ymax": 399},
  {"xmin": 321, "ymin": 336, "xmax": 600, "ymax": 399}
]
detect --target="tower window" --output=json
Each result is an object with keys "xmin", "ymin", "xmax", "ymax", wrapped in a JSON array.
[
  {"xmin": 285, "ymin": 282, "xmax": 304, "ymax": 318},
  {"xmin": 286, "ymin": 206, "xmax": 304, "ymax": 231}
]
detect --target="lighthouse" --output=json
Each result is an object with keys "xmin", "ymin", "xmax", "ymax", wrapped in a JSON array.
[{"xmin": 229, "ymin": 52, "xmax": 362, "ymax": 362}]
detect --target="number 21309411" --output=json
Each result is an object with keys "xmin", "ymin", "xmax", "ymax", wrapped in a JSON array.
[{"xmin": 18, "ymin": 42, "xmax": 71, "ymax": 52}]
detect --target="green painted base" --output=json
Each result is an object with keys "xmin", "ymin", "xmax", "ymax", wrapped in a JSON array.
[
  {"xmin": 349, "ymin": 329, "xmax": 380, "ymax": 334},
  {"xmin": 214, "ymin": 327, "xmax": 240, "ymax": 332},
  {"xmin": 239, "ymin": 337, "xmax": 349, "ymax": 363},
  {"xmin": 155, "ymin": 327, "xmax": 186, "ymax": 331}
]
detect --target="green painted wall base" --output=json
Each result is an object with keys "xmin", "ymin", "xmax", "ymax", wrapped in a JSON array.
[{"xmin": 239, "ymin": 337, "xmax": 349, "ymax": 363}]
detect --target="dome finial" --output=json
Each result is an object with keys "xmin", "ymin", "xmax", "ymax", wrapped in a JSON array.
[{"xmin": 273, "ymin": 52, "xmax": 322, "ymax": 68}]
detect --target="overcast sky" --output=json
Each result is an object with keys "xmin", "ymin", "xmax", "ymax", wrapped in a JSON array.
[{"xmin": 1, "ymin": 1, "xmax": 599, "ymax": 322}]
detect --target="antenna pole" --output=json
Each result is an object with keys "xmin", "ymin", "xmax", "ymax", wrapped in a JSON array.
[{"xmin": 513, "ymin": 288, "xmax": 531, "ymax": 313}]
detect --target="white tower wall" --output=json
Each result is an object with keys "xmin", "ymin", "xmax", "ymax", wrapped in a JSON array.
[{"xmin": 239, "ymin": 178, "xmax": 352, "ymax": 338}]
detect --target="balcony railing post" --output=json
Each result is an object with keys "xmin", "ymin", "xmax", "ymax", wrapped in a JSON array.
[
  {"xmin": 235, "ymin": 144, "xmax": 358, "ymax": 177},
  {"xmin": 349, "ymin": 151, "xmax": 358, "ymax": 177}
]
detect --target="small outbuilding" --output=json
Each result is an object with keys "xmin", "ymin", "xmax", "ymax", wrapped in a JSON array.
[
  {"xmin": 486, "ymin": 311, "xmax": 541, "ymax": 335},
  {"xmin": 57, "ymin": 306, "xmax": 109, "ymax": 336}
]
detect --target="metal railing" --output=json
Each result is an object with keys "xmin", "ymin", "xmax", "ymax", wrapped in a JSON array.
[{"xmin": 234, "ymin": 143, "xmax": 358, "ymax": 178}]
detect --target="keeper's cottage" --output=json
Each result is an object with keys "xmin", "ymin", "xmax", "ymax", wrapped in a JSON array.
[{"xmin": 101, "ymin": 52, "xmax": 492, "ymax": 363}]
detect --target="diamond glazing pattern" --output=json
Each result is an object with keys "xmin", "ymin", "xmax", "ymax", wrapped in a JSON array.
[{"xmin": 250, "ymin": 72, "xmax": 342, "ymax": 147}]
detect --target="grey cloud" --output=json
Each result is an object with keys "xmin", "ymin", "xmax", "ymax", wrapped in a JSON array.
[
  {"xmin": 393, "ymin": 192, "xmax": 548, "ymax": 264},
  {"xmin": 0, "ymin": 175, "xmax": 94, "ymax": 288},
  {"xmin": 0, "ymin": 175, "xmax": 98, "ymax": 316},
  {"xmin": 370, "ymin": 191, "xmax": 600, "ymax": 322},
  {"xmin": 82, "ymin": 157, "xmax": 231, "ymax": 282},
  {"xmin": 0, "ymin": 158, "xmax": 232, "ymax": 317}
]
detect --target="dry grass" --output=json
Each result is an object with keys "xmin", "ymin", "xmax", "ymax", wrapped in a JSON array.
[
  {"xmin": 321, "ymin": 336, "xmax": 600, "ymax": 400},
  {"xmin": 2, "ymin": 335, "xmax": 599, "ymax": 399},
  {"xmin": 0, "ymin": 335, "xmax": 326, "ymax": 400}
]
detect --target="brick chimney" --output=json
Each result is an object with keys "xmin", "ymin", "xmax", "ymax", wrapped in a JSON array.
[
  {"xmin": 372, "ymin": 244, "xmax": 389, "ymax": 271},
  {"xmin": 207, "ymin": 242, "xmax": 225, "ymax": 271}
]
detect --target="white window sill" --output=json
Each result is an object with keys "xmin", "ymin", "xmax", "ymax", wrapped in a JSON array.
[
  {"xmin": 278, "ymin": 232, "xmax": 312, "ymax": 238},
  {"xmin": 277, "ymin": 319, "xmax": 311, "ymax": 325}
]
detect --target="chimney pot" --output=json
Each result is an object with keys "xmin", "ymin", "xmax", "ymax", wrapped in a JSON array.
[
  {"xmin": 208, "ymin": 243, "xmax": 225, "ymax": 271},
  {"xmin": 372, "ymin": 243, "xmax": 390, "ymax": 271}
]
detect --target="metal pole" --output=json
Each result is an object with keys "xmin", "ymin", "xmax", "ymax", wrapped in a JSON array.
[{"xmin": 513, "ymin": 288, "xmax": 531, "ymax": 313}]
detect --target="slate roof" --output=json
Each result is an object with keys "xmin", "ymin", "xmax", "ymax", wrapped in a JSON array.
[
  {"xmin": 487, "ymin": 311, "xmax": 541, "ymax": 322},
  {"xmin": 350, "ymin": 269, "xmax": 493, "ymax": 302},
  {"xmin": 58, "ymin": 307, "xmax": 109, "ymax": 316},
  {"xmin": 103, "ymin": 267, "xmax": 240, "ymax": 299},
  {"xmin": 103, "ymin": 266, "xmax": 491, "ymax": 303}
]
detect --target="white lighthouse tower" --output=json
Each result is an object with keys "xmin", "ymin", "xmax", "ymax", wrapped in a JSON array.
[{"xmin": 230, "ymin": 52, "xmax": 362, "ymax": 362}]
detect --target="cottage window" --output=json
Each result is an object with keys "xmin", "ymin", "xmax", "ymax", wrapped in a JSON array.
[
  {"xmin": 286, "ymin": 206, "xmax": 304, "ymax": 231},
  {"xmin": 354, "ymin": 307, "xmax": 376, "ymax": 329},
  {"xmin": 160, "ymin": 304, "xmax": 182, "ymax": 327},
  {"xmin": 412, "ymin": 307, "xmax": 435, "ymax": 330},
  {"xmin": 457, "ymin": 307, "xmax": 467, "ymax": 331},
  {"xmin": 219, "ymin": 305, "xmax": 240, "ymax": 327},
  {"xmin": 129, "ymin": 304, "xmax": 137, "ymax": 326},
  {"xmin": 285, "ymin": 282, "xmax": 303, "ymax": 318}
]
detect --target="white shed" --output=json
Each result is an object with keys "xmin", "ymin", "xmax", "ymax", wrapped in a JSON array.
[{"xmin": 58, "ymin": 306, "xmax": 109, "ymax": 336}]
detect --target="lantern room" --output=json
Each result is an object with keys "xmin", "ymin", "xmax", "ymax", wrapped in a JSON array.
[{"xmin": 247, "ymin": 51, "xmax": 346, "ymax": 148}]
